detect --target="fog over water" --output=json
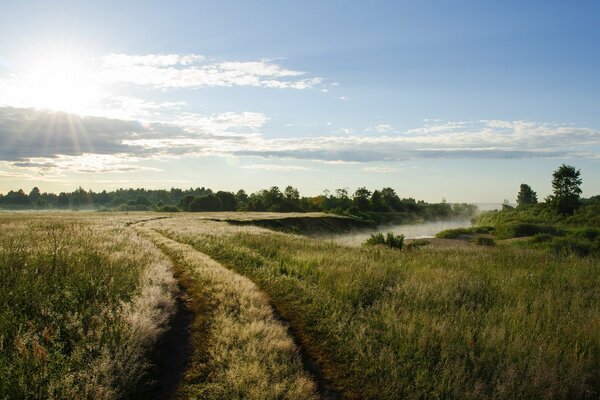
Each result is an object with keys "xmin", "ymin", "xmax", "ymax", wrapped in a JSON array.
[
  {"xmin": 330, "ymin": 204, "xmax": 502, "ymax": 246},
  {"xmin": 331, "ymin": 219, "xmax": 472, "ymax": 246}
]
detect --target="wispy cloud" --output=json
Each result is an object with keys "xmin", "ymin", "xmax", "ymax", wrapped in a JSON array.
[
  {"xmin": 2, "ymin": 107, "xmax": 599, "ymax": 174},
  {"xmin": 363, "ymin": 166, "xmax": 397, "ymax": 173},
  {"xmin": 100, "ymin": 53, "xmax": 322, "ymax": 89},
  {"xmin": 241, "ymin": 163, "xmax": 310, "ymax": 171}
]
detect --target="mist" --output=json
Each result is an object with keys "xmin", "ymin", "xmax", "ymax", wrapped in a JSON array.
[{"xmin": 331, "ymin": 219, "xmax": 473, "ymax": 246}]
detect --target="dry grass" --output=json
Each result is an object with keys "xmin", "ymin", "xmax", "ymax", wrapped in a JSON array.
[
  {"xmin": 137, "ymin": 224, "xmax": 318, "ymax": 399},
  {"xmin": 0, "ymin": 213, "xmax": 176, "ymax": 399},
  {"xmin": 151, "ymin": 215, "xmax": 600, "ymax": 400}
]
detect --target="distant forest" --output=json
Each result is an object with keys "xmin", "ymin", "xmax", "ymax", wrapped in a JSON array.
[{"xmin": 0, "ymin": 186, "xmax": 477, "ymax": 222}]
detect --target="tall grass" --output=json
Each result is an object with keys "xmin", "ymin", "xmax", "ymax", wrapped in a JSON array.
[
  {"xmin": 138, "ymin": 226, "xmax": 317, "ymax": 399},
  {"xmin": 0, "ymin": 214, "xmax": 176, "ymax": 399},
  {"xmin": 153, "ymin": 216, "xmax": 600, "ymax": 399}
]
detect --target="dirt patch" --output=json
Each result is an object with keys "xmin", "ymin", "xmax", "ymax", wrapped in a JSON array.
[{"xmin": 148, "ymin": 286, "xmax": 194, "ymax": 399}]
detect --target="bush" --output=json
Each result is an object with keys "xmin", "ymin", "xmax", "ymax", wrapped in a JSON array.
[
  {"xmin": 364, "ymin": 232, "xmax": 404, "ymax": 249},
  {"xmin": 494, "ymin": 222, "xmax": 562, "ymax": 239},
  {"xmin": 406, "ymin": 239, "xmax": 429, "ymax": 250},
  {"xmin": 530, "ymin": 233, "xmax": 553, "ymax": 243},
  {"xmin": 551, "ymin": 237, "xmax": 593, "ymax": 257},
  {"xmin": 475, "ymin": 237, "xmax": 495, "ymax": 246},
  {"xmin": 157, "ymin": 205, "xmax": 179, "ymax": 212},
  {"xmin": 436, "ymin": 227, "xmax": 491, "ymax": 239}
]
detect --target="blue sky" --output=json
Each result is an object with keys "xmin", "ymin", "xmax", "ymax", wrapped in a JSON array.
[{"xmin": 0, "ymin": 0, "xmax": 599, "ymax": 202}]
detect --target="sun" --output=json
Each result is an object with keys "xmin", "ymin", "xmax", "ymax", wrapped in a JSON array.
[{"xmin": 10, "ymin": 51, "xmax": 104, "ymax": 115}]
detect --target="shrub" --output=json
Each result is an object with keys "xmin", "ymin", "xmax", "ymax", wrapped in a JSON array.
[
  {"xmin": 406, "ymin": 239, "xmax": 429, "ymax": 250},
  {"xmin": 435, "ymin": 227, "xmax": 491, "ymax": 239},
  {"xmin": 475, "ymin": 237, "xmax": 495, "ymax": 246},
  {"xmin": 551, "ymin": 237, "xmax": 592, "ymax": 257},
  {"xmin": 494, "ymin": 222, "xmax": 561, "ymax": 239},
  {"xmin": 364, "ymin": 232, "xmax": 404, "ymax": 249},
  {"xmin": 530, "ymin": 233, "xmax": 553, "ymax": 243},
  {"xmin": 158, "ymin": 205, "xmax": 179, "ymax": 212}
]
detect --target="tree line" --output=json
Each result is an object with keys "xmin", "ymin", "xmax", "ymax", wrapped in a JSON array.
[{"xmin": 0, "ymin": 185, "xmax": 477, "ymax": 220}]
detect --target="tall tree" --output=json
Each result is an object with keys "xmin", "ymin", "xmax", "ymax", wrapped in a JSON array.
[
  {"xmin": 546, "ymin": 164, "xmax": 582, "ymax": 216},
  {"xmin": 516, "ymin": 184, "xmax": 538, "ymax": 207},
  {"xmin": 353, "ymin": 187, "xmax": 372, "ymax": 212}
]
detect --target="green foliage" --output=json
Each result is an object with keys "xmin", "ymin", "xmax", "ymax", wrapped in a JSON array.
[
  {"xmin": 406, "ymin": 239, "xmax": 429, "ymax": 250},
  {"xmin": 364, "ymin": 232, "xmax": 404, "ymax": 249},
  {"xmin": 215, "ymin": 191, "xmax": 237, "ymax": 211},
  {"xmin": 435, "ymin": 227, "xmax": 492, "ymax": 239},
  {"xmin": 546, "ymin": 164, "xmax": 582, "ymax": 216},
  {"xmin": 516, "ymin": 183, "xmax": 538, "ymax": 207},
  {"xmin": 551, "ymin": 237, "xmax": 597, "ymax": 257},
  {"xmin": 475, "ymin": 237, "xmax": 495, "ymax": 246},
  {"xmin": 189, "ymin": 194, "xmax": 222, "ymax": 212},
  {"xmin": 493, "ymin": 222, "xmax": 562, "ymax": 239}
]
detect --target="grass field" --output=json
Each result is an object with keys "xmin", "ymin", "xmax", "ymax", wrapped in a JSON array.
[
  {"xmin": 2, "ymin": 212, "xmax": 599, "ymax": 399},
  {"xmin": 0, "ymin": 213, "xmax": 176, "ymax": 399},
  {"xmin": 151, "ymin": 215, "xmax": 600, "ymax": 400}
]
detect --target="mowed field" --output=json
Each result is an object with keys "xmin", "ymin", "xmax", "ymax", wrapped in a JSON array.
[{"xmin": 1, "ymin": 212, "xmax": 599, "ymax": 399}]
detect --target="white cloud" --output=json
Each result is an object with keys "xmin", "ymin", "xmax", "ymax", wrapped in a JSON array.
[
  {"xmin": 100, "ymin": 53, "xmax": 322, "ymax": 89},
  {"xmin": 363, "ymin": 166, "xmax": 397, "ymax": 173},
  {"xmin": 375, "ymin": 124, "xmax": 393, "ymax": 133},
  {"xmin": 242, "ymin": 163, "xmax": 310, "ymax": 171},
  {"xmin": 3, "ymin": 107, "xmax": 600, "ymax": 174},
  {"xmin": 10, "ymin": 154, "xmax": 161, "ymax": 175},
  {"xmin": 339, "ymin": 96, "xmax": 349, "ymax": 101}
]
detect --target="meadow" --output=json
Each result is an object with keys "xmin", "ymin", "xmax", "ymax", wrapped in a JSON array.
[
  {"xmin": 0, "ymin": 213, "xmax": 176, "ymax": 399},
  {"xmin": 1, "ymin": 212, "xmax": 599, "ymax": 399},
  {"xmin": 152, "ymin": 215, "xmax": 600, "ymax": 399}
]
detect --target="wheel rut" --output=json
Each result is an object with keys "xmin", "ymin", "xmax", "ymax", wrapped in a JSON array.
[{"xmin": 136, "ymin": 225, "xmax": 329, "ymax": 399}]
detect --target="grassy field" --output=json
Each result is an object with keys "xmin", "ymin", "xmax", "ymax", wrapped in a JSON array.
[
  {"xmin": 2, "ymin": 212, "xmax": 599, "ymax": 399},
  {"xmin": 0, "ymin": 213, "xmax": 177, "ymax": 399},
  {"xmin": 137, "ymin": 225, "xmax": 318, "ymax": 399},
  {"xmin": 151, "ymin": 215, "xmax": 600, "ymax": 400}
]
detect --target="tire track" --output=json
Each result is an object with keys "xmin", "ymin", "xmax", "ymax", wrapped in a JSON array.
[{"xmin": 136, "ymin": 225, "xmax": 320, "ymax": 399}]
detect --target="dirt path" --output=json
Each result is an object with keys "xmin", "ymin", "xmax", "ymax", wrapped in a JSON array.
[
  {"xmin": 136, "ymin": 225, "xmax": 323, "ymax": 399},
  {"xmin": 149, "ymin": 289, "xmax": 194, "ymax": 399}
]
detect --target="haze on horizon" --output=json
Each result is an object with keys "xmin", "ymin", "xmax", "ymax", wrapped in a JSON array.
[{"xmin": 0, "ymin": 0, "xmax": 599, "ymax": 203}]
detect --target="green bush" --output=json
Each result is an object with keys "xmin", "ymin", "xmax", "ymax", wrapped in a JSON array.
[
  {"xmin": 406, "ymin": 239, "xmax": 429, "ymax": 250},
  {"xmin": 364, "ymin": 232, "xmax": 404, "ymax": 249},
  {"xmin": 435, "ymin": 227, "xmax": 491, "ymax": 239},
  {"xmin": 494, "ymin": 222, "xmax": 562, "ymax": 239},
  {"xmin": 475, "ymin": 237, "xmax": 495, "ymax": 246},
  {"xmin": 551, "ymin": 237, "xmax": 593, "ymax": 257},
  {"xmin": 530, "ymin": 233, "xmax": 554, "ymax": 243}
]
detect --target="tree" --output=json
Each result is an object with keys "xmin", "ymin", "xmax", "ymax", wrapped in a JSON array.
[
  {"xmin": 370, "ymin": 190, "xmax": 386, "ymax": 211},
  {"xmin": 546, "ymin": 164, "xmax": 582, "ymax": 216},
  {"xmin": 178, "ymin": 195, "xmax": 195, "ymax": 211},
  {"xmin": 516, "ymin": 184, "xmax": 538, "ymax": 207},
  {"xmin": 215, "ymin": 191, "xmax": 237, "ymax": 211},
  {"xmin": 29, "ymin": 187, "xmax": 41, "ymax": 204},
  {"xmin": 353, "ymin": 187, "xmax": 372, "ymax": 212},
  {"xmin": 189, "ymin": 195, "xmax": 222, "ymax": 212}
]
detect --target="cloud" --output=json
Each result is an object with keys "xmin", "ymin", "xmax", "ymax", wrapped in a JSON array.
[
  {"xmin": 2, "ymin": 107, "xmax": 599, "ymax": 175},
  {"xmin": 375, "ymin": 124, "xmax": 393, "ymax": 133},
  {"xmin": 363, "ymin": 166, "xmax": 397, "ymax": 173},
  {"xmin": 241, "ymin": 163, "xmax": 310, "ymax": 171},
  {"xmin": 100, "ymin": 54, "xmax": 322, "ymax": 89},
  {"xmin": 339, "ymin": 96, "xmax": 349, "ymax": 101}
]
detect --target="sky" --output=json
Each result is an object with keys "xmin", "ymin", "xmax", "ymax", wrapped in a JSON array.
[{"xmin": 0, "ymin": 0, "xmax": 599, "ymax": 202}]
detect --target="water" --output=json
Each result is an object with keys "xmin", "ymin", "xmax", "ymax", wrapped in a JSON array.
[{"xmin": 331, "ymin": 219, "xmax": 472, "ymax": 246}]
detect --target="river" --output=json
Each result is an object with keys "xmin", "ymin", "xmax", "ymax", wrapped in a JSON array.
[{"xmin": 330, "ymin": 219, "xmax": 473, "ymax": 246}]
